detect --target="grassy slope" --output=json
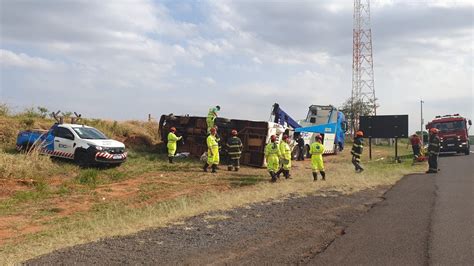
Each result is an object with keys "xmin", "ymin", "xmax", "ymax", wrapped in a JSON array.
[{"xmin": 0, "ymin": 114, "xmax": 426, "ymax": 264}]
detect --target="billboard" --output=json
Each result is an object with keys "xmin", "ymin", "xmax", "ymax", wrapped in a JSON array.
[{"xmin": 359, "ymin": 115, "xmax": 408, "ymax": 138}]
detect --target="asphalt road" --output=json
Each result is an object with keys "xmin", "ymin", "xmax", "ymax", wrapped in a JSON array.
[{"xmin": 310, "ymin": 148, "xmax": 474, "ymax": 265}]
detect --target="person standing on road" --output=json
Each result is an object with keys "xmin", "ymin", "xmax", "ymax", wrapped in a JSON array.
[
  {"xmin": 410, "ymin": 133, "xmax": 422, "ymax": 160},
  {"xmin": 310, "ymin": 135, "xmax": 326, "ymax": 181},
  {"xmin": 426, "ymin": 128, "xmax": 440, "ymax": 174},
  {"xmin": 204, "ymin": 127, "xmax": 219, "ymax": 173},
  {"xmin": 206, "ymin": 105, "xmax": 220, "ymax": 133},
  {"xmin": 265, "ymin": 135, "xmax": 281, "ymax": 182},
  {"xmin": 351, "ymin": 131, "xmax": 364, "ymax": 172},
  {"xmin": 226, "ymin": 129, "xmax": 243, "ymax": 171},
  {"xmin": 167, "ymin": 127, "xmax": 182, "ymax": 164},
  {"xmin": 296, "ymin": 135, "xmax": 305, "ymax": 161},
  {"xmin": 276, "ymin": 135, "xmax": 292, "ymax": 179}
]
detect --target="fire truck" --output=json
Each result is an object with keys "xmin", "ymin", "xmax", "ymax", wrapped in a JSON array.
[{"xmin": 425, "ymin": 114, "xmax": 472, "ymax": 155}]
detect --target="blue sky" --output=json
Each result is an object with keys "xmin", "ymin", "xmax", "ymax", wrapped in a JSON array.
[{"xmin": 1, "ymin": 0, "xmax": 473, "ymax": 134}]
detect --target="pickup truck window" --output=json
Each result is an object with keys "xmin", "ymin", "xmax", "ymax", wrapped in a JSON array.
[
  {"xmin": 72, "ymin": 127, "xmax": 107, "ymax": 140},
  {"xmin": 54, "ymin": 127, "xmax": 75, "ymax": 140}
]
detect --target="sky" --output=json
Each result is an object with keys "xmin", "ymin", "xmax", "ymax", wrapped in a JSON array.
[{"xmin": 1, "ymin": 0, "xmax": 473, "ymax": 134}]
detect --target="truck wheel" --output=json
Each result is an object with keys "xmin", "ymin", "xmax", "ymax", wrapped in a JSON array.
[
  {"xmin": 74, "ymin": 151, "xmax": 89, "ymax": 167},
  {"xmin": 21, "ymin": 142, "xmax": 34, "ymax": 153},
  {"xmin": 465, "ymin": 149, "xmax": 470, "ymax": 155},
  {"xmin": 333, "ymin": 143, "xmax": 338, "ymax": 155}
]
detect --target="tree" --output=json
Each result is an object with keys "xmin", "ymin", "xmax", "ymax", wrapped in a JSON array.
[
  {"xmin": 339, "ymin": 97, "xmax": 379, "ymax": 134},
  {"xmin": 37, "ymin": 106, "xmax": 49, "ymax": 118}
]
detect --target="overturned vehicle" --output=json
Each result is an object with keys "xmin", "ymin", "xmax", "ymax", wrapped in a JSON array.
[{"xmin": 158, "ymin": 114, "xmax": 286, "ymax": 167}]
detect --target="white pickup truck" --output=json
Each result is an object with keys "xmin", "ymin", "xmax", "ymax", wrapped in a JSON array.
[{"xmin": 16, "ymin": 123, "xmax": 127, "ymax": 166}]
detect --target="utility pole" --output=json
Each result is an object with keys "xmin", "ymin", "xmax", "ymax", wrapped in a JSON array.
[
  {"xmin": 351, "ymin": 0, "xmax": 376, "ymax": 132},
  {"xmin": 420, "ymin": 100, "xmax": 424, "ymax": 144}
]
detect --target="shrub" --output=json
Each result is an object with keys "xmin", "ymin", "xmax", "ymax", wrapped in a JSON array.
[{"xmin": 0, "ymin": 103, "xmax": 10, "ymax": 116}]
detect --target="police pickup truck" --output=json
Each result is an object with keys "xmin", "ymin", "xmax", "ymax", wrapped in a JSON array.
[{"xmin": 16, "ymin": 123, "xmax": 127, "ymax": 166}]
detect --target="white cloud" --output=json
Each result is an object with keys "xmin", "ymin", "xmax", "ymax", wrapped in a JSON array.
[
  {"xmin": 0, "ymin": 49, "xmax": 61, "ymax": 70},
  {"xmin": 203, "ymin": 77, "xmax": 216, "ymax": 86},
  {"xmin": 252, "ymin": 57, "xmax": 262, "ymax": 64}
]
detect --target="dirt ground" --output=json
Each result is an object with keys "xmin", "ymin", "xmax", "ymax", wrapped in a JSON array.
[
  {"xmin": 0, "ymin": 170, "xmax": 231, "ymax": 245},
  {"xmin": 26, "ymin": 186, "xmax": 388, "ymax": 265}
]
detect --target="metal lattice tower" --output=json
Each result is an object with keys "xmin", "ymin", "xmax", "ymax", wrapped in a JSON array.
[{"xmin": 352, "ymin": 0, "xmax": 376, "ymax": 130}]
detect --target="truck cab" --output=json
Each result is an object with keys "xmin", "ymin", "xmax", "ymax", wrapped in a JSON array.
[
  {"xmin": 16, "ymin": 123, "xmax": 127, "ymax": 165},
  {"xmin": 426, "ymin": 114, "xmax": 471, "ymax": 155},
  {"xmin": 296, "ymin": 105, "xmax": 348, "ymax": 156}
]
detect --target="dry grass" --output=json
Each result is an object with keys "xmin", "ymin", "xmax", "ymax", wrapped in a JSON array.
[
  {"xmin": 0, "ymin": 143, "xmax": 425, "ymax": 264},
  {"xmin": 0, "ymin": 149, "xmax": 66, "ymax": 180}
]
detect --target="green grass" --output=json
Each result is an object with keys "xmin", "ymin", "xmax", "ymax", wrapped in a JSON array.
[
  {"xmin": 224, "ymin": 176, "xmax": 266, "ymax": 188},
  {"xmin": 75, "ymin": 169, "xmax": 100, "ymax": 187}
]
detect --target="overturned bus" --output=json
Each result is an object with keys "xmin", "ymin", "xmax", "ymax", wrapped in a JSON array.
[{"xmin": 158, "ymin": 114, "xmax": 286, "ymax": 167}]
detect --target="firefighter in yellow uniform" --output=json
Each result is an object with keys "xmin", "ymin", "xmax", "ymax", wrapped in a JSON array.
[
  {"xmin": 167, "ymin": 127, "xmax": 182, "ymax": 164},
  {"xmin": 204, "ymin": 127, "xmax": 219, "ymax": 173},
  {"xmin": 206, "ymin": 105, "xmax": 220, "ymax": 133},
  {"xmin": 310, "ymin": 135, "xmax": 326, "ymax": 181},
  {"xmin": 276, "ymin": 135, "xmax": 292, "ymax": 179},
  {"xmin": 265, "ymin": 135, "xmax": 281, "ymax": 182}
]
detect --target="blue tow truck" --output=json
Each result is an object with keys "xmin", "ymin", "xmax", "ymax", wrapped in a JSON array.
[{"xmin": 271, "ymin": 103, "xmax": 347, "ymax": 157}]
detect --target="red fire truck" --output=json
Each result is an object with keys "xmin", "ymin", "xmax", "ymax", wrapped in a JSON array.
[{"xmin": 426, "ymin": 114, "xmax": 472, "ymax": 155}]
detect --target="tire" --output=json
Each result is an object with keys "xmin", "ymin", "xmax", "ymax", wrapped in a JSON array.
[
  {"xmin": 20, "ymin": 142, "xmax": 34, "ymax": 152},
  {"xmin": 74, "ymin": 151, "xmax": 89, "ymax": 167},
  {"xmin": 465, "ymin": 149, "xmax": 470, "ymax": 156},
  {"xmin": 215, "ymin": 117, "xmax": 231, "ymax": 123}
]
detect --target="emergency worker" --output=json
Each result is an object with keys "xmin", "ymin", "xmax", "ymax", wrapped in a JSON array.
[
  {"xmin": 204, "ymin": 127, "xmax": 219, "ymax": 173},
  {"xmin": 410, "ymin": 133, "xmax": 422, "ymax": 160},
  {"xmin": 206, "ymin": 105, "xmax": 220, "ymax": 133},
  {"xmin": 426, "ymin": 128, "xmax": 440, "ymax": 174},
  {"xmin": 265, "ymin": 135, "xmax": 281, "ymax": 182},
  {"xmin": 226, "ymin": 129, "xmax": 243, "ymax": 171},
  {"xmin": 167, "ymin": 127, "xmax": 182, "ymax": 164},
  {"xmin": 310, "ymin": 135, "xmax": 325, "ymax": 181},
  {"xmin": 351, "ymin": 131, "xmax": 364, "ymax": 172},
  {"xmin": 276, "ymin": 135, "xmax": 292, "ymax": 179}
]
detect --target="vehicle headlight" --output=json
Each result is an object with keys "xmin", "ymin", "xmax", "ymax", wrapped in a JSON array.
[{"xmin": 92, "ymin": 145, "xmax": 104, "ymax": 151}]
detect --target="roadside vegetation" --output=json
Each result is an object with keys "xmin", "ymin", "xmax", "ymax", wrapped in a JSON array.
[{"xmin": 0, "ymin": 105, "xmax": 426, "ymax": 264}]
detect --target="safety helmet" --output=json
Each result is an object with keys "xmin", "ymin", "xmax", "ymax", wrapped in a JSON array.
[
  {"xmin": 315, "ymin": 135, "xmax": 322, "ymax": 141},
  {"xmin": 210, "ymin": 127, "xmax": 217, "ymax": 134},
  {"xmin": 429, "ymin": 128, "xmax": 439, "ymax": 134},
  {"xmin": 282, "ymin": 135, "xmax": 288, "ymax": 140},
  {"xmin": 356, "ymin": 130, "xmax": 364, "ymax": 137},
  {"xmin": 270, "ymin": 135, "xmax": 277, "ymax": 142},
  {"xmin": 231, "ymin": 129, "xmax": 238, "ymax": 136},
  {"xmin": 170, "ymin": 127, "xmax": 176, "ymax": 132},
  {"xmin": 216, "ymin": 105, "xmax": 221, "ymax": 110}
]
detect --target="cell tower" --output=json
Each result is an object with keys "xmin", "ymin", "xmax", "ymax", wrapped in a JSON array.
[{"xmin": 352, "ymin": 0, "xmax": 376, "ymax": 131}]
